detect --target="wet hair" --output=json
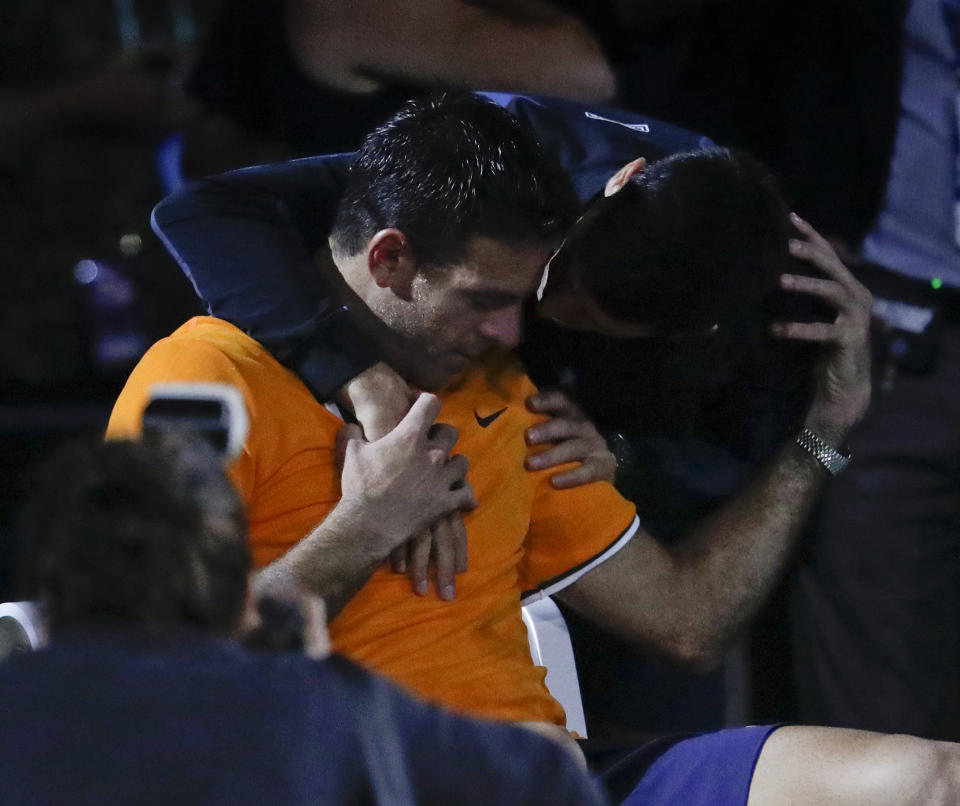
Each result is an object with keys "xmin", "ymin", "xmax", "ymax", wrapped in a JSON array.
[
  {"xmin": 562, "ymin": 147, "xmax": 797, "ymax": 335},
  {"xmin": 16, "ymin": 435, "xmax": 249, "ymax": 634},
  {"xmin": 331, "ymin": 92, "xmax": 578, "ymax": 267}
]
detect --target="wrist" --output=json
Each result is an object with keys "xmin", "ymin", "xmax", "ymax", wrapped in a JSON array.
[
  {"xmin": 333, "ymin": 493, "xmax": 403, "ymax": 556},
  {"xmin": 802, "ymin": 409, "xmax": 850, "ymax": 448}
]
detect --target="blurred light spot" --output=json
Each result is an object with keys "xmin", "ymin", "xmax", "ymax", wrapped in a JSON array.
[
  {"xmin": 119, "ymin": 233, "xmax": 143, "ymax": 257},
  {"xmin": 74, "ymin": 260, "xmax": 99, "ymax": 285},
  {"xmin": 891, "ymin": 337, "xmax": 909, "ymax": 358},
  {"xmin": 931, "ymin": 277, "xmax": 944, "ymax": 290}
]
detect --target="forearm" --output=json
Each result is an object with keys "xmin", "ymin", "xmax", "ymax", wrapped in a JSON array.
[
  {"xmin": 394, "ymin": 7, "xmax": 615, "ymax": 102},
  {"xmin": 664, "ymin": 394, "xmax": 864, "ymax": 658},
  {"xmin": 562, "ymin": 214, "xmax": 872, "ymax": 669},
  {"xmin": 253, "ymin": 499, "xmax": 390, "ymax": 618},
  {"xmin": 560, "ymin": 433, "xmax": 831, "ymax": 670},
  {"xmin": 286, "ymin": 0, "xmax": 615, "ymax": 102},
  {"xmin": 662, "ymin": 437, "xmax": 826, "ymax": 665}
]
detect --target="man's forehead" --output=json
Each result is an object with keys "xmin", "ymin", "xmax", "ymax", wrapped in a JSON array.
[{"xmin": 452, "ymin": 236, "xmax": 552, "ymax": 293}]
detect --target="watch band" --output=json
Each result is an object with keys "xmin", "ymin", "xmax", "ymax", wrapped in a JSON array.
[{"xmin": 795, "ymin": 427, "xmax": 851, "ymax": 475}]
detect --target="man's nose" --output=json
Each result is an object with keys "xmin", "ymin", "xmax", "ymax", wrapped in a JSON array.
[{"xmin": 480, "ymin": 305, "xmax": 522, "ymax": 349}]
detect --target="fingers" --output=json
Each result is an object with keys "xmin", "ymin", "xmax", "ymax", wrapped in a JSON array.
[
  {"xmin": 771, "ymin": 321, "xmax": 838, "ymax": 342},
  {"xmin": 450, "ymin": 514, "xmax": 468, "ymax": 574},
  {"xmin": 524, "ymin": 397, "xmax": 615, "ymax": 484},
  {"xmin": 450, "ymin": 480, "xmax": 478, "ymax": 512},
  {"xmin": 395, "ymin": 392, "xmax": 442, "ymax": 439},
  {"xmin": 389, "ymin": 544, "xmax": 407, "ymax": 574},
  {"xmin": 526, "ymin": 438, "xmax": 594, "ymax": 471},
  {"xmin": 526, "ymin": 390, "xmax": 585, "ymax": 419},
  {"xmin": 789, "ymin": 212, "xmax": 831, "ymax": 249},
  {"xmin": 442, "ymin": 453, "xmax": 471, "ymax": 489},
  {"xmin": 779, "ymin": 273, "xmax": 847, "ymax": 309},
  {"xmin": 395, "ymin": 513, "xmax": 469, "ymax": 599},
  {"xmin": 335, "ymin": 423, "xmax": 364, "ymax": 468},
  {"xmin": 778, "ymin": 213, "xmax": 873, "ymax": 341},
  {"xmin": 550, "ymin": 457, "xmax": 616, "ymax": 489},
  {"xmin": 788, "ymin": 213, "xmax": 859, "ymax": 285},
  {"xmin": 427, "ymin": 422, "xmax": 459, "ymax": 454},
  {"xmin": 432, "ymin": 516, "xmax": 458, "ymax": 601},
  {"xmin": 300, "ymin": 594, "xmax": 331, "ymax": 660},
  {"xmin": 526, "ymin": 416, "xmax": 589, "ymax": 446},
  {"xmin": 411, "ymin": 516, "xmax": 468, "ymax": 599},
  {"xmin": 788, "ymin": 237, "xmax": 849, "ymax": 282},
  {"xmin": 408, "ymin": 531, "xmax": 432, "ymax": 597}
]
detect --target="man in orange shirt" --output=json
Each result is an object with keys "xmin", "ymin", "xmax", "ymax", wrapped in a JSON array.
[{"xmin": 109, "ymin": 94, "xmax": 960, "ymax": 805}]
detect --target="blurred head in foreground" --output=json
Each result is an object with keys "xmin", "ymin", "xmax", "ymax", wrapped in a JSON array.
[{"xmin": 17, "ymin": 435, "xmax": 250, "ymax": 635}]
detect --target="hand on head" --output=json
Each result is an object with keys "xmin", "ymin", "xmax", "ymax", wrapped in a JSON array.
[{"xmin": 772, "ymin": 214, "xmax": 873, "ymax": 444}]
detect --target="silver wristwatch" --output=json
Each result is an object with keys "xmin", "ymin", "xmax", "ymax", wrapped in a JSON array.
[{"xmin": 794, "ymin": 427, "xmax": 851, "ymax": 475}]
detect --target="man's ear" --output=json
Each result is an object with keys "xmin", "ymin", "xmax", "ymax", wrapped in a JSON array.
[
  {"xmin": 367, "ymin": 228, "xmax": 415, "ymax": 299},
  {"xmin": 604, "ymin": 157, "xmax": 646, "ymax": 197}
]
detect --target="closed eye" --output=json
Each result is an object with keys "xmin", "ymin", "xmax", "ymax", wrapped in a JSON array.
[{"xmin": 464, "ymin": 291, "xmax": 521, "ymax": 312}]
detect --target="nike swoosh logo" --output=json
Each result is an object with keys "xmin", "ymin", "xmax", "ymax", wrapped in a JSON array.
[{"xmin": 475, "ymin": 407, "xmax": 508, "ymax": 428}]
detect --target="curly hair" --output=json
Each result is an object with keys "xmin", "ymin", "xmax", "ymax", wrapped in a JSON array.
[{"xmin": 16, "ymin": 435, "xmax": 249, "ymax": 633}]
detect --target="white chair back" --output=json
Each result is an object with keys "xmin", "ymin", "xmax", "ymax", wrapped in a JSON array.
[
  {"xmin": 0, "ymin": 601, "xmax": 46, "ymax": 661},
  {"xmin": 521, "ymin": 597, "xmax": 587, "ymax": 736}
]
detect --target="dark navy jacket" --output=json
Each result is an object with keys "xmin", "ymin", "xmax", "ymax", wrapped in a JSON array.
[
  {"xmin": 151, "ymin": 93, "xmax": 809, "ymax": 529},
  {"xmin": 0, "ymin": 625, "xmax": 605, "ymax": 805}
]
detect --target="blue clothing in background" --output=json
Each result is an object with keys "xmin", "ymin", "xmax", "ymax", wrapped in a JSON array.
[
  {"xmin": 792, "ymin": 0, "xmax": 960, "ymax": 740},
  {"xmin": 863, "ymin": 0, "xmax": 960, "ymax": 286}
]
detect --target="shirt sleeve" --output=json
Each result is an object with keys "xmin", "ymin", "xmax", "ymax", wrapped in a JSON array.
[
  {"xmin": 517, "ymin": 464, "xmax": 640, "ymax": 606},
  {"xmin": 105, "ymin": 334, "xmax": 259, "ymax": 502},
  {"xmin": 151, "ymin": 155, "xmax": 380, "ymax": 399}
]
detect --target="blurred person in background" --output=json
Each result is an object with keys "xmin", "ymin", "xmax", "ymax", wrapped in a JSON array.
[
  {"xmin": 0, "ymin": 0, "xmax": 215, "ymax": 601},
  {"xmin": 180, "ymin": 0, "xmax": 615, "ymax": 175},
  {"xmin": 0, "ymin": 434, "xmax": 605, "ymax": 806},
  {"xmin": 0, "ymin": 0, "xmax": 217, "ymax": 391},
  {"xmin": 790, "ymin": 0, "xmax": 960, "ymax": 742}
]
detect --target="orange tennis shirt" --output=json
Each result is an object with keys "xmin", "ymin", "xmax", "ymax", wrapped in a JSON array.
[{"xmin": 108, "ymin": 317, "xmax": 639, "ymax": 726}]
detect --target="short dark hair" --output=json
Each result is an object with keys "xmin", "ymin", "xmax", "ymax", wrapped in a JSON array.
[
  {"xmin": 16, "ymin": 436, "xmax": 249, "ymax": 633},
  {"xmin": 331, "ymin": 92, "xmax": 577, "ymax": 266},
  {"xmin": 555, "ymin": 148, "xmax": 826, "ymax": 450},
  {"xmin": 563, "ymin": 147, "xmax": 793, "ymax": 334}
]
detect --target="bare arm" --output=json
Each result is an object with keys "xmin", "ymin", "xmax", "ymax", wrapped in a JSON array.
[
  {"xmin": 254, "ymin": 393, "xmax": 476, "ymax": 616},
  {"xmin": 557, "ymin": 216, "xmax": 873, "ymax": 669},
  {"xmin": 284, "ymin": 0, "xmax": 615, "ymax": 102},
  {"xmin": 557, "ymin": 438, "xmax": 827, "ymax": 669}
]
